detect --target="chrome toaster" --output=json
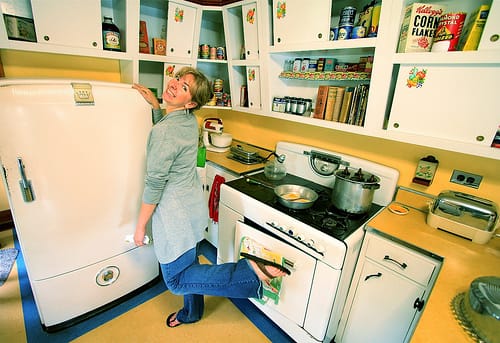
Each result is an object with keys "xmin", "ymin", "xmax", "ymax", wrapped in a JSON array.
[{"xmin": 427, "ymin": 191, "xmax": 498, "ymax": 244}]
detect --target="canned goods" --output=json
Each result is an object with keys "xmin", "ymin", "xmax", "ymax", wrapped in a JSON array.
[
  {"xmin": 339, "ymin": 6, "xmax": 356, "ymax": 27},
  {"xmin": 292, "ymin": 58, "xmax": 302, "ymax": 72},
  {"xmin": 368, "ymin": 2, "xmax": 381, "ymax": 37},
  {"xmin": 308, "ymin": 59, "xmax": 317, "ymax": 72},
  {"xmin": 200, "ymin": 44, "xmax": 209, "ymax": 59},
  {"xmin": 209, "ymin": 46, "xmax": 217, "ymax": 59},
  {"xmin": 300, "ymin": 58, "xmax": 310, "ymax": 72},
  {"xmin": 351, "ymin": 26, "xmax": 366, "ymax": 39},
  {"xmin": 317, "ymin": 58, "xmax": 325, "ymax": 72},
  {"xmin": 330, "ymin": 27, "xmax": 339, "ymax": 41},
  {"xmin": 213, "ymin": 79, "xmax": 224, "ymax": 92},
  {"xmin": 216, "ymin": 46, "xmax": 225, "ymax": 60},
  {"xmin": 338, "ymin": 25, "xmax": 353, "ymax": 40}
]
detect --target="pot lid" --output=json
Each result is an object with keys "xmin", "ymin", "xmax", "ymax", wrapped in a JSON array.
[{"xmin": 335, "ymin": 167, "xmax": 380, "ymax": 183}]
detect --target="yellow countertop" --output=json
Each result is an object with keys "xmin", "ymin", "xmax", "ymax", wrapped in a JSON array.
[
  {"xmin": 205, "ymin": 140, "xmax": 271, "ymax": 176},
  {"xmin": 367, "ymin": 205, "xmax": 500, "ymax": 343}
]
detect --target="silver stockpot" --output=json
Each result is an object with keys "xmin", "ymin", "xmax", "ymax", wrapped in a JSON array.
[{"xmin": 331, "ymin": 167, "xmax": 380, "ymax": 214}]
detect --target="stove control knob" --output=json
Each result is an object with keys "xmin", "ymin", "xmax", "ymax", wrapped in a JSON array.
[
  {"xmin": 305, "ymin": 239, "xmax": 315, "ymax": 248},
  {"xmin": 296, "ymin": 234, "xmax": 304, "ymax": 241}
]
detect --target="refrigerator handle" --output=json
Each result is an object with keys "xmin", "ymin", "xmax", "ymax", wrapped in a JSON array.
[{"xmin": 17, "ymin": 157, "xmax": 35, "ymax": 202}]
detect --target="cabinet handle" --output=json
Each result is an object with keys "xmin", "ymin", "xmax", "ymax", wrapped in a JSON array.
[
  {"xmin": 364, "ymin": 272, "xmax": 382, "ymax": 281},
  {"xmin": 476, "ymin": 135, "xmax": 484, "ymax": 142},
  {"xmin": 187, "ymin": 50, "xmax": 191, "ymax": 54},
  {"xmin": 92, "ymin": 41, "xmax": 97, "ymax": 47},
  {"xmin": 383, "ymin": 255, "xmax": 407, "ymax": 269},
  {"xmin": 170, "ymin": 48, "xmax": 174, "ymax": 52},
  {"xmin": 43, "ymin": 35, "xmax": 50, "ymax": 41},
  {"xmin": 277, "ymin": 37, "xmax": 281, "ymax": 43},
  {"xmin": 413, "ymin": 297, "xmax": 425, "ymax": 311},
  {"xmin": 317, "ymin": 33, "xmax": 322, "ymax": 39},
  {"xmin": 490, "ymin": 34, "xmax": 499, "ymax": 43}
]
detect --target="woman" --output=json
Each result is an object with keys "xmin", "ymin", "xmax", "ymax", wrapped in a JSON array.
[{"xmin": 132, "ymin": 67, "xmax": 289, "ymax": 328}]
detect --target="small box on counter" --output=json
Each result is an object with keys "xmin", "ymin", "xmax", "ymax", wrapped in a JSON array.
[{"xmin": 397, "ymin": 3, "xmax": 446, "ymax": 52}]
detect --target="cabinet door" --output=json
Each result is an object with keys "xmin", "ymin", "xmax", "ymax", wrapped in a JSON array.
[
  {"xmin": 167, "ymin": 1, "xmax": 198, "ymax": 58},
  {"xmin": 340, "ymin": 260, "xmax": 424, "ymax": 343},
  {"xmin": 272, "ymin": 0, "xmax": 330, "ymax": 45},
  {"xmin": 31, "ymin": 0, "xmax": 102, "ymax": 49},
  {"xmin": 242, "ymin": 2, "xmax": 259, "ymax": 60},
  {"xmin": 478, "ymin": 0, "xmax": 500, "ymax": 51},
  {"xmin": 387, "ymin": 64, "xmax": 500, "ymax": 147},
  {"xmin": 246, "ymin": 66, "xmax": 261, "ymax": 109}
]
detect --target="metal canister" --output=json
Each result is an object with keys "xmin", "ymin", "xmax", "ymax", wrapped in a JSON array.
[
  {"xmin": 339, "ymin": 6, "xmax": 356, "ymax": 27},
  {"xmin": 330, "ymin": 27, "xmax": 339, "ymax": 41},
  {"xmin": 216, "ymin": 46, "xmax": 225, "ymax": 60},
  {"xmin": 213, "ymin": 79, "xmax": 223, "ymax": 92},
  {"xmin": 338, "ymin": 26, "xmax": 353, "ymax": 40},
  {"xmin": 209, "ymin": 46, "xmax": 217, "ymax": 59},
  {"xmin": 200, "ymin": 44, "xmax": 209, "ymax": 59},
  {"xmin": 292, "ymin": 58, "xmax": 302, "ymax": 72},
  {"xmin": 351, "ymin": 26, "xmax": 366, "ymax": 39}
]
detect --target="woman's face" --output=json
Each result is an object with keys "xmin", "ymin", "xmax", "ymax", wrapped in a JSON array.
[{"xmin": 162, "ymin": 74, "xmax": 197, "ymax": 109}]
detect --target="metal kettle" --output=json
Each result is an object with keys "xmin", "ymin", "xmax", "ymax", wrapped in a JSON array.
[{"xmin": 264, "ymin": 152, "xmax": 286, "ymax": 180}]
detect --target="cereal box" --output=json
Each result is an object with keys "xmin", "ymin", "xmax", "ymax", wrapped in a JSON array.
[
  {"xmin": 457, "ymin": 4, "xmax": 490, "ymax": 51},
  {"xmin": 397, "ymin": 3, "xmax": 446, "ymax": 53}
]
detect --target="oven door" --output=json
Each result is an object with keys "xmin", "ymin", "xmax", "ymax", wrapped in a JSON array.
[{"xmin": 234, "ymin": 220, "xmax": 316, "ymax": 327}]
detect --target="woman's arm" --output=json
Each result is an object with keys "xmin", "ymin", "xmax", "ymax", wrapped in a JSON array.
[
  {"xmin": 132, "ymin": 83, "xmax": 160, "ymax": 110},
  {"xmin": 134, "ymin": 202, "xmax": 156, "ymax": 246}
]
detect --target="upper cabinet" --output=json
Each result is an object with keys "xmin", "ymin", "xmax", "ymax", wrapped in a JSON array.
[
  {"xmin": 241, "ymin": 2, "xmax": 260, "ymax": 59},
  {"xmin": 166, "ymin": 0, "xmax": 198, "ymax": 58}
]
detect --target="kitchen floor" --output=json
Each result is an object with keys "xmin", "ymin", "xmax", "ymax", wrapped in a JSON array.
[{"xmin": 0, "ymin": 228, "xmax": 288, "ymax": 343}]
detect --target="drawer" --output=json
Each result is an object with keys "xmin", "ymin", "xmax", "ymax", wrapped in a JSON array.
[{"xmin": 365, "ymin": 233, "xmax": 437, "ymax": 286}]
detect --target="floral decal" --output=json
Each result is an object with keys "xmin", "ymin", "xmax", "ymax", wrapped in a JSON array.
[
  {"xmin": 248, "ymin": 68, "xmax": 256, "ymax": 81},
  {"xmin": 246, "ymin": 8, "xmax": 256, "ymax": 24},
  {"xmin": 276, "ymin": 1, "xmax": 286, "ymax": 19},
  {"xmin": 406, "ymin": 67, "xmax": 427, "ymax": 88},
  {"xmin": 174, "ymin": 7, "xmax": 184, "ymax": 22},
  {"xmin": 165, "ymin": 65, "xmax": 176, "ymax": 78}
]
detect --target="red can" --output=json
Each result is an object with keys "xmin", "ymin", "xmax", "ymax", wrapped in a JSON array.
[{"xmin": 431, "ymin": 12, "xmax": 467, "ymax": 52}]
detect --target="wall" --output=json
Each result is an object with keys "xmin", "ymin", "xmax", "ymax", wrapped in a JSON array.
[{"xmin": 1, "ymin": 49, "xmax": 499, "ymax": 213}]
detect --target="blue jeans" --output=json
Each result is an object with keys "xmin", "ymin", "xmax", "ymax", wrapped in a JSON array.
[{"xmin": 160, "ymin": 244, "xmax": 262, "ymax": 324}]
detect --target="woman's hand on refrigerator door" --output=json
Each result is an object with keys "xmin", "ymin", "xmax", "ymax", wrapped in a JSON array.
[
  {"xmin": 133, "ymin": 83, "xmax": 161, "ymax": 110},
  {"xmin": 134, "ymin": 224, "xmax": 147, "ymax": 246}
]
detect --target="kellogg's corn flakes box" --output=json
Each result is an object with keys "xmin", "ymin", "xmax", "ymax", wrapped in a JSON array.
[{"xmin": 397, "ymin": 3, "xmax": 446, "ymax": 53}]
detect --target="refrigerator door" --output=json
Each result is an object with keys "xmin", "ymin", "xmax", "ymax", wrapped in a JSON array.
[{"xmin": 0, "ymin": 80, "xmax": 152, "ymax": 281}]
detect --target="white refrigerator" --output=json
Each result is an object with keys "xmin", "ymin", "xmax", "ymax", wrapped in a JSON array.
[{"xmin": 0, "ymin": 79, "xmax": 159, "ymax": 330}]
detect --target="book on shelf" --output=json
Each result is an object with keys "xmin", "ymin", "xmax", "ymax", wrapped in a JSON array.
[
  {"xmin": 397, "ymin": 3, "xmax": 446, "ymax": 53},
  {"xmin": 332, "ymin": 87, "xmax": 345, "ymax": 122},
  {"xmin": 338, "ymin": 87, "xmax": 354, "ymax": 123},
  {"xmin": 347, "ymin": 85, "xmax": 362, "ymax": 125},
  {"xmin": 457, "ymin": 4, "xmax": 490, "ymax": 51},
  {"xmin": 313, "ymin": 85, "xmax": 329, "ymax": 119},
  {"xmin": 355, "ymin": 84, "xmax": 370, "ymax": 126},
  {"xmin": 323, "ymin": 86, "xmax": 338, "ymax": 121}
]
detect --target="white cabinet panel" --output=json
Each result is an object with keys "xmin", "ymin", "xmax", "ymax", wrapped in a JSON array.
[
  {"xmin": 272, "ymin": 0, "xmax": 331, "ymax": 46},
  {"xmin": 388, "ymin": 64, "xmax": 500, "ymax": 146},
  {"xmin": 31, "ymin": 0, "xmax": 102, "ymax": 49},
  {"xmin": 166, "ymin": 1, "xmax": 198, "ymax": 58},
  {"xmin": 242, "ymin": 2, "xmax": 259, "ymax": 60},
  {"xmin": 478, "ymin": 0, "xmax": 500, "ymax": 51},
  {"xmin": 246, "ymin": 65, "xmax": 261, "ymax": 109}
]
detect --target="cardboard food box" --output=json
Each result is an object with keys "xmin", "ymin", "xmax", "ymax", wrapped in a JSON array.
[
  {"xmin": 397, "ymin": 3, "xmax": 446, "ymax": 53},
  {"xmin": 153, "ymin": 38, "xmax": 166, "ymax": 55},
  {"xmin": 457, "ymin": 4, "xmax": 490, "ymax": 51}
]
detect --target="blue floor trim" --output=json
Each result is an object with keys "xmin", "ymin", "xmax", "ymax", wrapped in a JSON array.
[{"xmin": 14, "ymin": 232, "xmax": 293, "ymax": 342}]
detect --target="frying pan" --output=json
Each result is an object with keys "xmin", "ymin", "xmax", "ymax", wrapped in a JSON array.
[{"xmin": 246, "ymin": 178, "xmax": 318, "ymax": 210}]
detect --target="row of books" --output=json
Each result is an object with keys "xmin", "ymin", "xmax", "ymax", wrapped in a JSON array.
[{"xmin": 313, "ymin": 84, "xmax": 370, "ymax": 126}]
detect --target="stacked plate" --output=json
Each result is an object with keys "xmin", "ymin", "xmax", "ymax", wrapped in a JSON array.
[{"xmin": 227, "ymin": 145, "xmax": 264, "ymax": 165}]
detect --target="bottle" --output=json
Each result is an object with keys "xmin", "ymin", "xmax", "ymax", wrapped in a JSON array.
[
  {"xmin": 197, "ymin": 134, "xmax": 206, "ymax": 167},
  {"xmin": 102, "ymin": 17, "xmax": 121, "ymax": 51}
]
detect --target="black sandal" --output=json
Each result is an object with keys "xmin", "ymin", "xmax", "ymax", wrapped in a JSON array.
[
  {"xmin": 166, "ymin": 312, "xmax": 183, "ymax": 328},
  {"xmin": 241, "ymin": 252, "xmax": 291, "ymax": 275}
]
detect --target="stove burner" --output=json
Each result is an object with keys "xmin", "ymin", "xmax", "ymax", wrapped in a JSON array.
[{"xmin": 321, "ymin": 216, "xmax": 347, "ymax": 232}]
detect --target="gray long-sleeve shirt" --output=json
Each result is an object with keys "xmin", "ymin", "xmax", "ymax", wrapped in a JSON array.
[{"xmin": 143, "ymin": 108, "xmax": 207, "ymax": 264}]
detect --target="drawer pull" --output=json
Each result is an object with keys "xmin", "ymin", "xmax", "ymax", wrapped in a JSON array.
[
  {"xmin": 364, "ymin": 272, "xmax": 382, "ymax": 281},
  {"xmin": 383, "ymin": 255, "xmax": 407, "ymax": 269},
  {"xmin": 413, "ymin": 297, "xmax": 425, "ymax": 311}
]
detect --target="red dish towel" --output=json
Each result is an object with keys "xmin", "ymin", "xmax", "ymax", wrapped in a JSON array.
[{"xmin": 209, "ymin": 174, "xmax": 225, "ymax": 223}]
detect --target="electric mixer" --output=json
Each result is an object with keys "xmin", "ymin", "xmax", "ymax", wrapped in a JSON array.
[{"xmin": 202, "ymin": 118, "xmax": 232, "ymax": 152}]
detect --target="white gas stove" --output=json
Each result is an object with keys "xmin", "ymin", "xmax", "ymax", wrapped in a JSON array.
[{"xmin": 218, "ymin": 142, "xmax": 399, "ymax": 342}]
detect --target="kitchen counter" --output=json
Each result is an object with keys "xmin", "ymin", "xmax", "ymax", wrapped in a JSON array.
[
  {"xmin": 367, "ymin": 203, "xmax": 500, "ymax": 343},
  {"xmin": 205, "ymin": 140, "xmax": 272, "ymax": 176}
]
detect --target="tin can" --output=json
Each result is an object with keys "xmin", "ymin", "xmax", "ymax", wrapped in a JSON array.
[
  {"xmin": 200, "ymin": 44, "xmax": 209, "ymax": 59},
  {"xmin": 351, "ymin": 26, "xmax": 366, "ymax": 39},
  {"xmin": 339, "ymin": 6, "xmax": 356, "ymax": 27},
  {"xmin": 216, "ymin": 46, "xmax": 225, "ymax": 60},
  {"xmin": 330, "ymin": 27, "xmax": 338, "ymax": 41},
  {"xmin": 209, "ymin": 46, "xmax": 217, "ymax": 59},
  {"xmin": 300, "ymin": 58, "xmax": 310, "ymax": 72},
  {"xmin": 431, "ymin": 12, "xmax": 467, "ymax": 52},
  {"xmin": 292, "ymin": 58, "xmax": 302, "ymax": 72},
  {"xmin": 308, "ymin": 59, "xmax": 317, "ymax": 72},
  {"xmin": 317, "ymin": 58, "xmax": 325, "ymax": 72},
  {"xmin": 338, "ymin": 25, "xmax": 353, "ymax": 40},
  {"xmin": 213, "ymin": 79, "xmax": 224, "ymax": 92},
  {"xmin": 368, "ymin": 2, "xmax": 381, "ymax": 37}
]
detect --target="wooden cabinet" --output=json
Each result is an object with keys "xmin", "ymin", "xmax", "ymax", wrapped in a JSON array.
[{"xmin": 336, "ymin": 230, "xmax": 442, "ymax": 343}]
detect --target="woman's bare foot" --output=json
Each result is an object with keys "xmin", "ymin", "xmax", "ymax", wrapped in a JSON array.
[{"xmin": 248, "ymin": 259, "xmax": 287, "ymax": 282}]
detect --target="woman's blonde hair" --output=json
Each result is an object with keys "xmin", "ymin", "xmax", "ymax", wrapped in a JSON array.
[{"xmin": 175, "ymin": 67, "xmax": 213, "ymax": 110}]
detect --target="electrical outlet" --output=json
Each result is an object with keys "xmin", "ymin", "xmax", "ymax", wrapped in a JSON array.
[{"xmin": 450, "ymin": 170, "xmax": 482, "ymax": 189}]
